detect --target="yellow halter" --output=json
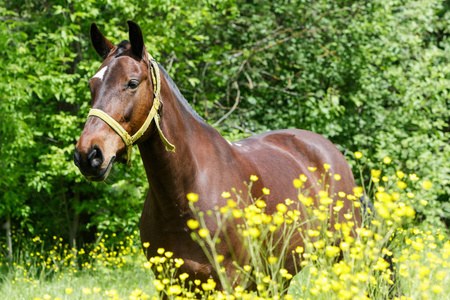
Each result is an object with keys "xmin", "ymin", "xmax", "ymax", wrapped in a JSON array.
[{"xmin": 88, "ymin": 54, "xmax": 175, "ymax": 166}]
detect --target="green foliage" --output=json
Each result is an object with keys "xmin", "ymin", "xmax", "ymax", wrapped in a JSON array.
[{"xmin": 0, "ymin": 0, "xmax": 448, "ymax": 253}]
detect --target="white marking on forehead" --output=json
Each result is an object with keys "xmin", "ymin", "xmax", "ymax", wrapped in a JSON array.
[{"xmin": 93, "ymin": 66, "xmax": 108, "ymax": 81}]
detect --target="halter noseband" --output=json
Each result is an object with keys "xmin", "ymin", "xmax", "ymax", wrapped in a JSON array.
[{"xmin": 87, "ymin": 54, "xmax": 175, "ymax": 166}]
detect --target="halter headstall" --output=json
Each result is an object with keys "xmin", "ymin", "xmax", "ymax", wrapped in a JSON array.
[{"xmin": 87, "ymin": 53, "xmax": 175, "ymax": 166}]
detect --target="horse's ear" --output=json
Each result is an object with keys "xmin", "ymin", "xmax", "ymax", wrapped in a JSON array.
[
  {"xmin": 127, "ymin": 20, "xmax": 145, "ymax": 60},
  {"xmin": 90, "ymin": 23, "xmax": 114, "ymax": 60}
]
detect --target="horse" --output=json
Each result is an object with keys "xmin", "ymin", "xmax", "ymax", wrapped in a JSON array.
[{"xmin": 74, "ymin": 21, "xmax": 361, "ymax": 295}]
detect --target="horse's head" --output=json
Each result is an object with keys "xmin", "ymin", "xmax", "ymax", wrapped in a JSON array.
[{"xmin": 74, "ymin": 21, "xmax": 157, "ymax": 181}]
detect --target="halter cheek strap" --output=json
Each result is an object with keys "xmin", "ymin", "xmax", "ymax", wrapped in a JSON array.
[{"xmin": 87, "ymin": 54, "xmax": 175, "ymax": 166}]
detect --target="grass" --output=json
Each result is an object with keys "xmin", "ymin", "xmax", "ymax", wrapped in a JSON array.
[
  {"xmin": 0, "ymin": 233, "xmax": 156, "ymax": 299},
  {"xmin": 1, "ymin": 156, "xmax": 450, "ymax": 299},
  {"xmin": 0, "ymin": 228, "xmax": 449, "ymax": 299}
]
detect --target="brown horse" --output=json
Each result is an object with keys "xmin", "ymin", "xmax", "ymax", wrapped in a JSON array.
[{"xmin": 74, "ymin": 21, "xmax": 361, "ymax": 292}]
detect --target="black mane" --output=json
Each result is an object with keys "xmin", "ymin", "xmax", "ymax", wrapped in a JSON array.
[
  {"xmin": 158, "ymin": 65, "xmax": 205, "ymax": 123},
  {"xmin": 115, "ymin": 40, "xmax": 130, "ymax": 56}
]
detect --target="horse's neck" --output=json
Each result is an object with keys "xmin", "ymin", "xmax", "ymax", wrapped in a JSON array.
[{"xmin": 137, "ymin": 74, "xmax": 220, "ymax": 214}]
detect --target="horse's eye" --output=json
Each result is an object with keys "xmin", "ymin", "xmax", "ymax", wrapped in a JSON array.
[{"xmin": 127, "ymin": 80, "xmax": 139, "ymax": 89}]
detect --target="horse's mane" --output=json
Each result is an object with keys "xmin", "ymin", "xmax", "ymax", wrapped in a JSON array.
[{"xmin": 159, "ymin": 65, "xmax": 206, "ymax": 124}]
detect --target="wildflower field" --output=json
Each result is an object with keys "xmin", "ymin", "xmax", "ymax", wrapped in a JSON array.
[{"xmin": 1, "ymin": 155, "xmax": 449, "ymax": 300}]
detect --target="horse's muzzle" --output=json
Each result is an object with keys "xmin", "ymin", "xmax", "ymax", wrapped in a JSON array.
[{"xmin": 74, "ymin": 146, "xmax": 114, "ymax": 181}]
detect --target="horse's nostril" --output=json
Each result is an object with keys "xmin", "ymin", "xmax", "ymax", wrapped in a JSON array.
[
  {"xmin": 87, "ymin": 148, "xmax": 97, "ymax": 161},
  {"xmin": 91, "ymin": 157, "xmax": 103, "ymax": 168},
  {"xmin": 88, "ymin": 146, "xmax": 104, "ymax": 169}
]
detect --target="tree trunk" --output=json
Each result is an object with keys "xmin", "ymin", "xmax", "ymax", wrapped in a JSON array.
[{"xmin": 3, "ymin": 216, "xmax": 12, "ymax": 261}]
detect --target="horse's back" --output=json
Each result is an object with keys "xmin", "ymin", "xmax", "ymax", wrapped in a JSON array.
[
  {"xmin": 233, "ymin": 129, "xmax": 356, "ymax": 205},
  {"xmin": 237, "ymin": 128, "xmax": 350, "ymax": 174}
]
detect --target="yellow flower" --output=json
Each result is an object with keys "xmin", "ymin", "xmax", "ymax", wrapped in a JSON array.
[
  {"xmin": 93, "ymin": 287, "xmax": 101, "ymax": 293},
  {"xmin": 293, "ymin": 178, "xmax": 303, "ymax": 188},
  {"xmin": 285, "ymin": 198, "xmax": 294, "ymax": 205},
  {"xmin": 396, "ymin": 171, "xmax": 405, "ymax": 179},
  {"xmin": 353, "ymin": 186, "xmax": 364, "ymax": 197},
  {"xmin": 383, "ymin": 157, "xmax": 392, "ymax": 164},
  {"xmin": 333, "ymin": 201, "xmax": 344, "ymax": 212},
  {"xmin": 243, "ymin": 265, "xmax": 252, "ymax": 272},
  {"xmin": 295, "ymin": 246, "xmax": 304, "ymax": 253},
  {"xmin": 392, "ymin": 191, "xmax": 401, "ymax": 200},
  {"xmin": 371, "ymin": 169, "xmax": 381, "ymax": 178},
  {"xmin": 82, "ymin": 287, "xmax": 92, "ymax": 295},
  {"xmin": 299, "ymin": 194, "xmax": 313, "ymax": 207},
  {"xmin": 143, "ymin": 242, "xmax": 150, "ymax": 248},
  {"xmin": 227, "ymin": 199, "xmax": 237, "ymax": 208},
  {"xmin": 262, "ymin": 214, "xmax": 272, "ymax": 224},
  {"xmin": 308, "ymin": 230, "xmax": 320, "ymax": 237},
  {"xmin": 412, "ymin": 240, "xmax": 424, "ymax": 251},
  {"xmin": 338, "ymin": 192, "xmax": 346, "ymax": 198},
  {"xmin": 262, "ymin": 188, "xmax": 270, "ymax": 195},
  {"xmin": 65, "ymin": 288, "xmax": 73, "ymax": 295},
  {"xmin": 420, "ymin": 199, "xmax": 428, "ymax": 206},
  {"xmin": 374, "ymin": 203, "xmax": 390, "ymax": 219},
  {"xmin": 247, "ymin": 227, "xmax": 261, "ymax": 238},
  {"xmin": 232, "ymin": 209, "xmax": 242, "ymax": 218},
  {"xmin": 255, "ymin": 199, "xmax": 266, "ymax": 208},
  {"xmin": 313, "ymin": 240, "xmax": 325, "ymax": 249},
  {"xmin": 354, "ymin": 152, "xmax": 363, "ymax": 159},
  {"xmin": 422, "ymin": 180, "xmax": 433, "ymax": 190},
  {"xmin": 418, "ymin": 266, "xmax": 430, "ymax": 279},
  {"xmin": 277, "ymin": 203, "xmax": 288, "ymax": 214},
  {"xmin": 130, "ymin": 289, "xmax": 142, "ymax": 297},
  {"xmin": 436, "ymin": 270, "xmax": 446, "ymax": 281},
  {"xmin": 221, "ymin": 191, "xmax": 231, "ymax": 198},
  {"xmin": 250, "ymin": 175, "xmax": 259, "ymax": 181},
  {"xmin": 174, "ymin": 258, "xmax": 184, "ymax": 268},
  {"xmin": 432, "ymin": 285, "xmax": 443, "ymax": 294},
  {"xmin": 187, "ymin": 193, "xmax": 199, "ymax": 202},
  {"xmin": 397, "ymin": 181, "xmax": 407, "ymax": 189},
  {"xmin": 153, "ymin": 279, "xmax": 165, "ymax": 291},
  {"xmin": 323, "ymin": 163, "xmax": 331, "ymax": 170},
  {"xmin": 268, "ymin": 257, "xmax": 278, "ymax": 264},
  {"xmin": 373, "ymin": 258, "xmax": 390, "ymax": 271},
  {"xmin": 187, "ymin": 219, "xmax": 200, "ymax": 230},
  {"xmin": 308, "ymin": 167, "xmax": 317, "ymax": 172},
  {"xmin": 300, "ymin": 174, "xmax": 308, "ymax": 182},
  {"xmin": 334, "ymin": 174, "xmax": 341, "ymax": 181},
  {"xmin": 198, "ymin": 229, "xmax": 209, "ymax": 238},
  {"xmin": 409, "ymin": 173, "xmax": 419, "ymax": 181},
  {"xmin": 273, "ymin": 214, "xmax": 284, "ymax": 226},
  {"xmin": 320, "ymin": 196, "xmax": 333, "ymax": 205},
  {"xmin": 201, "ymin": 279, "xmax": 216, "ymax": 291}
]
